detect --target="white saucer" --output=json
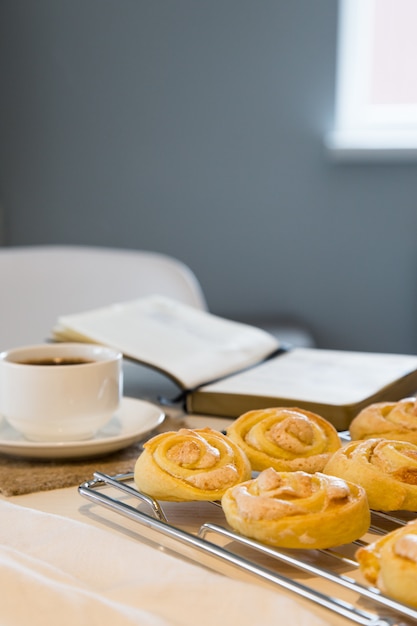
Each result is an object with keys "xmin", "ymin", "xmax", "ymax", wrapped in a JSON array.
[{"xmin": 0, "ymin": 397, "xmax": 165, "ymax": 460}]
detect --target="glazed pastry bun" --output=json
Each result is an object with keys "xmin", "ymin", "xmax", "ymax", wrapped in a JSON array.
[
  {"xmin": 356, "ymin": 519, "xmax": 417, "ymax": 608},
  {"xmin": 226, "ymin": 407, "xmax": 341, "ymax": 473},
  {"xmin": 350, "ymin": 397, "xmax": 417, "ymax": 444},
  {"xmin": 134, "ymin": 427, "xmax": 251, "ymax": 501},
  {"xmin": 221, "ymin": 468, "xmax": 370, "ymax": 549},
  {"xmin": 323, "ymin": 438, "xmax": 417, "ymax": 511}
]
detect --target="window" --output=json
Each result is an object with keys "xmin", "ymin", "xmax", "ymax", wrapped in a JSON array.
[{"xmin": 326, "ymin": 0, "xmax": 417, "ymax": 160}]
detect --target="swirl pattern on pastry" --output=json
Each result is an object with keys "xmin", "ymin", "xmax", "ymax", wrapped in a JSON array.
[
  {"xmin": 221, "ymin": 468, "xmax": 369, "ymax": 549},
  {"xmin": 350, "ymin": 397, "xmax": 417, "ymax": 444},
  {"xmin": 226, "ymin": 407, "xmax": 341, "ymax": 473},
  {"xmin": 356, "ymin": 519, "xmax": 417, "ymax": 608},
  {"xmin": 134, "ymin": 427, "xmax": 251, "ymax": 501},
  {"xmin": 323, "ymin": 438, "xmax": 417, "ymax": 511}
]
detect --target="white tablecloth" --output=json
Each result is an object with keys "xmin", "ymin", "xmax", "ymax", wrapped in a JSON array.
[{"xmin": 0, "ymin": 498, "xmax": 333, "ymax": 626}]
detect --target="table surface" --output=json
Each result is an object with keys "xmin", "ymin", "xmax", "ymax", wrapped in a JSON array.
[{"xmin": 0, "ymin": 397, "xmax": 411, "ymax": 626}]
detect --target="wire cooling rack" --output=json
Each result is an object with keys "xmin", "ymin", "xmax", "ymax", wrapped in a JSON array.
[{"xmin": 79, "ymin": 471, "xmax": 417, "ymax": 626}]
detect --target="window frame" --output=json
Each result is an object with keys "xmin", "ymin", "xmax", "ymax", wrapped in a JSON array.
[{"xmin": 326, "ymin": 0, "xmax": 417, "ymax": 161}]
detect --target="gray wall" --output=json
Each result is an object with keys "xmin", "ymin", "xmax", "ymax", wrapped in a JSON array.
[{"xmin": 1, "ymin": 1, "xmax": 417, "ymax": 354}]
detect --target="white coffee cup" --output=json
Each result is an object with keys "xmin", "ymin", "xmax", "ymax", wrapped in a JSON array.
[{"xmin": 0, "ymin": 343, "xmax": 123, "ymax": 442}]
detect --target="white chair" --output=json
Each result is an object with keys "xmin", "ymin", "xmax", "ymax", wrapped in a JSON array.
[
  {"xmin": 0, "ymin": 245, "xmax": 207, "ymax": 400},
  {"xmin": 0, "ymin": 245, "xmax": 207, "ymax": 349}
]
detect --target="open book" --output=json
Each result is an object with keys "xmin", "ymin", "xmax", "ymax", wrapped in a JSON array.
[{"xmin": 52, "ymin": 295, "xmax": 417, "ymax": 430}]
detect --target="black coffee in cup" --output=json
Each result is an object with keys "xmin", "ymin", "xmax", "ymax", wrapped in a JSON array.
[{"xmin": 21, "ymin": 357, "xmax": 94, "ymax": 366}]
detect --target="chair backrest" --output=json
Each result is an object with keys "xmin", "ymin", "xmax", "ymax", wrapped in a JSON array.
[{"xmin": 0, "ymin": 245, "xmax": 207, "ymax": 351}]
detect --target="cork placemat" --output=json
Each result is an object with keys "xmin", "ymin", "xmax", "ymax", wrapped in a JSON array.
[{"xmin": 0, "ymin": 442, "xmax": 145, "ymax": 497}]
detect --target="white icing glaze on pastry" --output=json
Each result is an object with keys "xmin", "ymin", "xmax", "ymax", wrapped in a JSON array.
[
  {"xmin": 356, "ymin": 518, "xmax": 417, "ymax": 608},
  {"xmin": 134, "ymin": 427, "xmax": 251, "ymax": 501},
  {"xmin": 227, "ymin": 407, "xmax": 341, "ymax": 473},
  {"xmin": 350, "ymin": 397, "xmax": 417, "ymax": 443},
  {"xmin": 323, "ymin": 437, "xmax": 417, "ymax": 511},
  {"xmin": 221, "ymin": 468, "xmax": 369, "ymax": 549}
]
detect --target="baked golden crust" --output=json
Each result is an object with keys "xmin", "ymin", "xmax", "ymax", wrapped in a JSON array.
[
  {"xmin": 356, "ymin": 519, "xmax": 417, "ymax": 608},
  {"xmin": 226, "ymin": 407, "xmax": 341, "ymax": 473},
  {"xmin": 323, "ymin": 438, "xmax": 417, "ymax": 511},
  {"xmin": 134, "ymin": 427, "xmax": 251, "ymax": 501},
  {"xmin": 221, "ymin": 468, "xmax": 369, "ymax": 549},
  {"xmin": 350, "ymin": 397, "xmax": 417, "ymax": 444}
]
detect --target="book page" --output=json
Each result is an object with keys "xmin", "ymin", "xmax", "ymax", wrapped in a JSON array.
[
  {"xmin": 53, "ymin": 295, "xmax": 280, "ymax": 389},
  {"xmin": 197, "ymin": 348, "xmax": 417, "ymax": 405}
]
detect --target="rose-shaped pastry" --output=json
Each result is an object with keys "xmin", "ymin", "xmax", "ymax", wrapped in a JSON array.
[
  {"xmin": 323, "ymin": 438, "xmax": 417, "ymax": 511},
  {"xmin": 221, "ymin": 468, "xmax": 369, "ymax": 549},
  {"xmin": 350, "ymin": 397, "xmax": 417, "ymax": 444},
  {"xmin": 356, "ymin": 519, "xmax": 417, "ymax": 608},
  {"xmin": 134, "ymin": 427, "xmax": 251, "ymax": 501},
  {"xmin": 226, "ymin": 407, "xmax": 341, "ymax": 473}
]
